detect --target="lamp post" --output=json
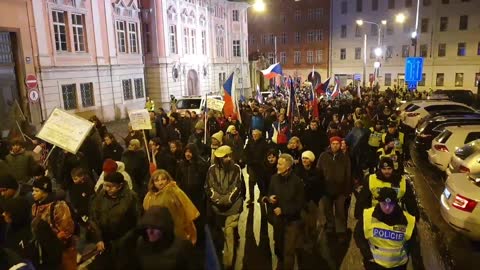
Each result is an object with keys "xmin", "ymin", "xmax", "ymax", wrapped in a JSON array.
[{"xmin": 356, "ymin": 19, "xmax": 385, "ymax": 85}]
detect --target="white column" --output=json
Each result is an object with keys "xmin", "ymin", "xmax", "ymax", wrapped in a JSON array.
[
  {"xmin": 31, "ymin": 0, "xmax": 50, "ymax": 65},
  {"xmin": 104, "ymin": 0, "xmax": 117, "ymax": 59},
  {"xmin": 91, "ymin": 0, "xmax": 104, "ymax": 62}
]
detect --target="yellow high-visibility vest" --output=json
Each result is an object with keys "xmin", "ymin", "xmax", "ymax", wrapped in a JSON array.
[
  {"xmin": 368, "ymin": 174, "xmax": 406, "ymax": 206},
  {"xmin": 381, "ymin": 132, "xmax": 404, "ymax": 154},
  {"xmin": 376, "ymin": 148, "xmax": 399, "ymax": 170},
  {"xmin": 368, "ymin": 127, "xmax": 384, "ymax": 148}
]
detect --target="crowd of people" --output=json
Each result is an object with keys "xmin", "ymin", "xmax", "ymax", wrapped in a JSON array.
[{"xmin": 0, "ymin": 84, "xmax": 429, "ymax": 270}]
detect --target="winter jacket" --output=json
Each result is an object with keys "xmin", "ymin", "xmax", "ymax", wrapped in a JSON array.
[
  {"xmin": 205, "ymin": 163, "xmax": 243, "ymax": 216},
  {"xmin": 94, "ymin": 161, "xmax": 134, "ymax": 192},
  {"xmin": 152, "ymin": 149, "xmax": 177, "ymax": 177},
  {"xmin": 122, "ymin": 150, "xmax": 149, "ymax": 189},
  {"xmin": 103, "ymin": 142, "xmax": 124, "ymax": 162},
  {"xmin": 79, "ymin": 129, "xmax": 104, "ymax": 175},
  {"xmin": 1, "ymin": 197, "xmax": 32, "ymax": 257},
  {"xmin": 294, "ymin": 165, "xmax": 323, "ymax": 203},
  {"xmin": 67, "ymin": 177, "xmax": 95, "ymax": 220},
  {"xmin": 89, "ymin": 186, "xmax": 139, "ymax": 242},
  {"xmin": 223, "ymin": 134, "xmax": 244, "ymax": 162},
  {"xmin": 31, "ymin": 195, "xmax": 75, "ymax": 243},
  {"xmin": 243, "ymin": 137, "xmax": 270, "ymax": 173},
  {"xmin": 5, "ymin": 150, "xmax": 36, "ymax": 184},
  {"xmin": 316, "ymin": 149, "xmax": 352, "ymax": 196},
  {"xmin": 268, "ymin": 171, "xmax": 304, "ymax": 222},
  {"xmin": 301, "ymin": 128, "xmax": 329, "ymax": 158},
  {"xmin": 175, "ymin": 148, "xmax": 208, "ymax": 211}
]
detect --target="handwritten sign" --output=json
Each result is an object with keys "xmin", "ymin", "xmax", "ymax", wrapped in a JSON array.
[
  {"xmin": 206, "ymin": 98, "xmax": 225, "ymax": 112},
  {"xmin": 36, "ymin": 108, "xmax": 94, "ymax": 154},
  {"xmin": 128, "ymin": 109, "xmax": 152, "ymax": 130}
]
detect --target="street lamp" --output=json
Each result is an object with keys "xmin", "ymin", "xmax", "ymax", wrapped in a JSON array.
[
  {"xmin": 395, "ymin": 13, "xmax": 406, "ymax": 24},
  {"xmin": 373, "ymin": 61, "xmax": 381, "ymax": 69},
  {"xmin": 252, "ymin": 0, "xmax": 266, "ymax": 12},
  {"xmin": 374, "ymin": 47, "xmax": 382, "ymax": 57}
]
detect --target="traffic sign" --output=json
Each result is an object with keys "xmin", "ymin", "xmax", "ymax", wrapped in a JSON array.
[
  {"xmin": 25, "ymin": 74, "xmax": 38, "ymax": 89},
  {"xmin": 28, "ymin": 89, "xmax": 40, "ymax": 103},
  {"xmin": 405, "ymin": 57, "xmax": 423, "ymax": 82},
  {"xmin": 407, "ymin": 81, "xmax": 418, "ymax": 91}
]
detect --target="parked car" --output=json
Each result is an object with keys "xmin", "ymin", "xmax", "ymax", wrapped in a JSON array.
[
  {"xmin": 440, "ymin": 172, "xmax": 480, "ymax": 240},
  {"xmin": 428, "ymin": 125, "xmax": 480, "ymax": 171},
  {"xmin": 400, "ymin": 101, "xmax": 474, "ymax": 129},
  {"xmin": 447, "ymin": 139, "xmax": 480, "ymax": 175},
  {"xmin": 416, "ymin": 110, "xmax": 478, "ymax": 128},
  {"xmin": 175, "ymin": 95, "xmax": 223, "ymax": 114},
  {"xmin": 395, "ymin": 99, "xmax": 449, "ymax": 115},
  {"xmin": 415, "ymin": 113, "xmax": 480, "ymax": 151},
  {"xmin": 434, "ymin": 89, "xmax": 475, "ymax": 106}
]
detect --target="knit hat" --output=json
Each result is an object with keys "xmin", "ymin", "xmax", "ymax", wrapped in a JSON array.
[
  {"xmin": 0, "ymin": 174, "xmax": 18, "ymax": 190},
  {"xmin": 104, "ymin": 171, "xmax": 125, "ymax": 185},
  {"xmin": 32, "ymin": 176, "xmax": 52, "ymax": 193},
  {"xmin": 103, "ymin": 159, "xmax": 118, "ymax": 174},
  {"xmin": 378, "ymin": 157, "xmax": 394, "ymax": 169},
  {"xmin": 388, "ymin": 121, "xmax": 397, "ymax": 128},
  {"xmin": 211, "ymin": 131, "xmax": 224, "ymax": 144},
  {"xmin": 329, "ymin": 136, "xmax": 342, "ymax": 144},
  {"xmin": 194, "ymin": 121, "xmax": 205, "ymax": 130},
  {"xmin": 377, "ymin": 187, "xmax": 399, "ymax": 204},
  {"xmin": 301, "ymin": 150, "xmax": 315, "ymax": 162},
  {"xmin": 214, "ymin": 145, "xmax": 232, "ymax": 158},
  {"xmin": 226, "ymin": 125, "xmax": 236, "ymax": 134}
]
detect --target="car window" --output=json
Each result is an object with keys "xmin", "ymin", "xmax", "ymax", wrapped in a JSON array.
[
  {"xmin": 424, "ymin": 105, "xmax": 472, "ymax": 113},
  {"xmin": 176, "ymin": 99, "xmax": 201, "ymax": 109},
  {"xmin": 455, "ymin": 141, "xmax": 480, "ymax": 160},
  {"xmin": 436, "ymin": 130, "xmax": 452, "ymax": 143},
  {"xmin": 464, "ymin": 132, "xmax": 480, "ymax": 144},
  {"xmin": 406, "ymin": 104, "xmax": 420, "ymax": 112}
]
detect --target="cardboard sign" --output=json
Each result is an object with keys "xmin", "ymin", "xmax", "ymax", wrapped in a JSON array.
[
  {"xmin": 36, "ymin": 108, "xmax": 94, "ymax": 154},
  {"xmin": 128, "ymin": 109, "xmax": 152, "ymax": 130},
  {"xmin": 206, "ymin": 98, "xmax": 225, "ymax": 112}
]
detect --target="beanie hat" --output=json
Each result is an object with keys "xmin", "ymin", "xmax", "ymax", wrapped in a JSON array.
[
  {"xmin": 104, "ymin": 171, "xmax": 125, "ymax": 185},
  {"xmin": 376, "ymin": 187, "xmax": 399, "ymax": 204},
  {"xmin": 194, "ymin": 121, "xmax": 205, "ymax": 130},
  {"xmin": 226, "ymin": 125, "xmax": 236, "ymax": 134},
  {"xmin": 378, "ymin": 157, "xmax": 394, "ymax": 169},
  {"xmin": 103, "ymin": 159, "xmax": 118, "ymax": 174},
  {"xmin": 214, "ymin": 145, "xmax": 232, "ymax": 158},
  {"xmin": 0, "ymin": 174, "xmax": 18, "ymax": 190},
  {"xmin": 211, "ymin": 131, "xmax": 224, "ymax": 144},
  {"xmin": 329, "ymin": 136, "xmax": 342, "ymax": 144},
  {"xmin": 301, "ymin": 151, "xmax": 315, "ymax": 162},
  {"xmin": 32, "ymin": 176, "xmax": 52, "ymax": 193}
]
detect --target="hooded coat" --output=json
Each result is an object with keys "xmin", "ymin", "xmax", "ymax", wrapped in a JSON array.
[{"xmin": 5, "ymin": 149, "xmax": 36, "ymax": 184}]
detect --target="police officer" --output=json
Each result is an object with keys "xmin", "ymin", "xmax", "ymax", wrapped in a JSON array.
[
  {"xmin": 354, "ymin": 187, "xmax": 423, "ymax": 270},
  {"xmin": 368, "ymin": 120, "xmax": 385, "ymax": 173},
  {"xmin": 376, "ymin": 137, "xmax": 404, "ymax": 174},
  {"xmin": 381, "ymin": 122, "xmax": 405, "ymax": 158},
  {"xmin": 354, "ymin": 157, "xmax": 418, "ymax": 220}
]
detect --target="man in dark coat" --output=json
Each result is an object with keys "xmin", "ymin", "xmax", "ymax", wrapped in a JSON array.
[
  {"xmin": 243, "ymin": 129, "xmax": 270, "ymax": 205},
  {"xmin": 301, "ymin": 120, "xmax": 329, "ymax": 158},
  {"xmin": 122, "ymin": 139, "xmax": 149, "ymax": 195}
]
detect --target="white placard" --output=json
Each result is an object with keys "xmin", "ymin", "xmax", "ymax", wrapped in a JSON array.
[
  {"xmin": 36, "ymin": 108, "xmax": 94, "ymax": 154},
  {"xmin": 206, "ymin": 98, "xmax": 225, "ymax": 112},
  {"xmin": 128, "ymin": 109, "xmax": 152, "ymax": 130}
]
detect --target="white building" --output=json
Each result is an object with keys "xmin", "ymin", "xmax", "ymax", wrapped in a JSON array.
[
  {"xmin": 330, "ymin": 0, "xmax": 480, "ymax": 91},
  {"xmin": 141, "ymin": 0, "xmax": 251, "ymax": 108}
]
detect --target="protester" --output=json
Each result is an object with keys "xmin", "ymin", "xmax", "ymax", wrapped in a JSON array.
[{"xmin": 103, "ymin": 133, "xmax": 124, "ymax": 161}]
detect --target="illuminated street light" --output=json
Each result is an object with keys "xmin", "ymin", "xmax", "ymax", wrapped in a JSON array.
[
  {"xmin": 395, "ymin": 13, "xmax": 406, "ymax": 24},
  {"xmin": 381, "ymin": 20, "xmax": 387, "ymax": 25},
  {"xmin": 253, "ymin": 0, "xmax": 266, "ymax": 12},
  {"xmin": 411, "ymin": 31, "xmax": 417, "ymax": 38},
  {"xmin": 374, "ymin": 61, "xmax": 381, "ymax": 69},
  {"xmin": 374, "ymin": 47, "xmax": 383, "ymax": 57},
  {"xmin": 356, "ymin": 20, "xmax": 364, "ymax": 26}
]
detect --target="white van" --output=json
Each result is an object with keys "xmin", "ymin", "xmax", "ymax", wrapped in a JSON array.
[{"xmin": 175, "ymin": 95, "xmax": 223, "ymax": 115}]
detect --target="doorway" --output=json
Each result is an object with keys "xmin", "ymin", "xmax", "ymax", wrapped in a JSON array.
[{"xmin": 186, "ymin": 69, "xmax": 199, "ymax": 96}]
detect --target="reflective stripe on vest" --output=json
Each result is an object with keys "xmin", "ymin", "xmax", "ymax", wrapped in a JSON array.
[
  {"xmin": 363, "ymin": 207, "xmax": 416, "ymax": 268},
  {"xmin": 369, "ymin": 174, "xmax": 407, "ymax": 206},
  {"xmin": 381, "ymin": 132, "xmax": 404, "ymax": 154},
  {"xmin": 369, "ymin": 127, "xmax": 383, "ymax": 147},
  {"xmin": 376, "ymin": 148, "xmax": 399, "ymax": 170}
]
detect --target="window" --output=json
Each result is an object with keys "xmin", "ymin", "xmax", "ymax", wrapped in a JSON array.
[
  {"xmin": 62, "ymin": 84, "xmax": 77, "ymax": 110},
  {"xmin": 316, "ymin": 50, "xmax": 323, "ymax": 63},
  {"xmin": 52, "ymin": 11, "xmax": 67, "ymax": 51},
  {"xmin": 280, "ymin": 52, "xmax": 287, "ymax": 64},
  {"xmin": 441, "ymin": 0, "xmax": 449, "ymax": 3},
  {"xmin": 423, "ymin": 0, "xmax": 431, "ymax": 6},
  {"xmin": 201, "ymin": 30, "xmax": 206, "ymax": 55},
  {"xmin": 281, "ymin": 32, "xmax": 287, "ymax": 44},
  {"xmin": 388, "ymin": 0, "xmax": 395, "ymax": 9},
  {"xmin": 387, "ymin": 23, "xmax": 394, "ymax": 35},
  {"xmin": 183, "ymin": 27, "xmax": 190, "ymax": 54},
  {"xmin": 169, "ymin": 25, "xmax": 177, "ymax": 54},
  {"xmin": 307, "ymin": 9, "xmax": 314, "ymax": 20},
  {"xmin": 455, "ymin": 73, "xmax": 464, "ymax": 87},
  {"xmin": 134, "ymin": 78, "xmax": 144, "ymax": 98},
  {"xmin": 439, "ymin": 17, "xmax": 448, "ymax": 32},
  {"xmin": 341, "ymin": 1, "xmax": 347, "ymax": 14},
  {"xmin": 232, "ymin": 10, "xmax": 239, "ymax": 21},
  {"xmin": 420, "ymin": 44, "xmax": 428, "ymax": 57},
  {"xmin": 190, "ymin": 29, "xmax": 196, "ymax": 54},
  {"xmin": 402, "ymin": 45, "xmax": 410, "ymax": 57},
  {"xmin": 295, "ymin": 32, "xmax": 301, "ymax": 43},
  {"xmin": 464, "ymin": 132, "xmax": 480, "ymax": 145},
  {"xmin": 307, "ymin": 50, "xmax": 314, "ymax": 64},
  {"xmin": 386, "ymin": 46, "xmax": 393, "ymax": 58},
  {"xmin": 315, "ymin": 30, "xmax": 323, "ymax": 41},
  {"xmin": 128, "ymin": 22, "xmax": 138, "ymax": 53},
  {"xmin": 356, "ymin": 0, "xmax": 363, "ymax": 12},
  {"xmin": 71, "ymin": 14, "xmax": 85, "ymax": 52},
  {"xmin": 438, "ymin": 43, "xmax": 446, "ymax": 57},
  {"xmin": 405, "ymin": 0, "xmax": 413, "ymax": 7},
  {"xmin": 371, "ymin": 25, "xmax": 377, "ymax": 36},
  {"xmin": 269, "ymin": 34, "xmax": 275, "ymax": 45},
  {"xmin": 355, "ymin": 25, "xmax": 361, "ymax": 37},
  {"xmin": 314, "ymin": 8, "xmax": 323, "ymax": 19},
  {"xmin": 143, "ymin": 23, "xmax": 151, "ymax": 53},
  {"xmin": 307, "ymin": 31, "xmax": 315, "ymax": 42},
  {"xmin": 457, "ymin": 42, "xmax": 466, "ymax": 56},
  {"xmin": 459, "ymin": 15, "xmax": 468, "ymax": 30},
  {"xmin": 436, "ymin": 73, "xmax": 444, "ymax": 86},
  {"xmin": 116, "ymin": 21, "xmax": 126, "ymax": 53},
  {"xmin": 295, "ymin": 10, "xmax": 301, "ymax": 20},
  {"xmin": 233, "ymin": 40, "xmax": 240, "ymax": 57},
  {"xmin": 216, "ymin": 33, "xmax": 224, "ymax": 57},
  {"xmin": 385, "ymin": 73, "xmax": 392, "ymax": 86},
  {"xmin": 80, "ymin": 83, "xmax": 94, "ymax": 107},
  {"xmin": 122, "ymin": 79, "xmax": 133, "ymax": 100},
  {"xmin": 341, "ymin": 25, "xmax": 347, "ymax": 38},
  {"xmin": 267, "ymin": 52, "xmax": 275, "ymax": 65},
  {"xmin": 372, "ymin": 0, "xmax": 378, "ymax": 10},
  {"xmin": 418, "ymin": 73, "xmax": 426, "ymax": 86},
  {"xmin": 294, "ymin": 51, "xmax": 301, "ymax": 64},
  {"xmin": 421, "ymin": 18, "xmax": 429, "ymax": 33},
  {"xmin": 355, "ymin": 47, "xmax": 361, "ymax": 59},
  {"xmin": 340, "ymin": 48, "xmax": 346, "ymax": 60}
]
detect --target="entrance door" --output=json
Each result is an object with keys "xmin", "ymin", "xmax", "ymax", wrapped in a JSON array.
[
  {"xmin": 186, "ymin": 69, "xmax": 199, "ymax": 96},
  {"xmin": 0, "ymin": 32, "xmax": 20, "ymax": 135}
]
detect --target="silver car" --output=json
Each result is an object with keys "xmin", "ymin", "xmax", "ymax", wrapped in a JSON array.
[{"xmin": 447, "ymin": 139, "xmax": 480, "ymax": 175}]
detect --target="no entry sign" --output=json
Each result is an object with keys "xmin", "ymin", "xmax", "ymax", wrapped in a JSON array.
[{"xmin": 25, "ymin": 74, "xmax": 38, "ymax": 89}]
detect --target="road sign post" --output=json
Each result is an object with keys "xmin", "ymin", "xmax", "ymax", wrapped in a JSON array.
[
  {"xmin": 25, "ymin": 74, "xmax": 38, "ymax": 89},
  {"xmin": 405, "ymin": 57, "xmax": 423, "ymax": 91}
]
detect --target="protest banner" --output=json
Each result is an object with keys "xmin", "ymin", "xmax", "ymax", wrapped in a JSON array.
[
  {"xmin": 206, "ymin": 98, "xmax": 225, "ymax": 112},
  {"xmin": 128, "ymin": 109, "xmax": 152, "ymax": 130}
]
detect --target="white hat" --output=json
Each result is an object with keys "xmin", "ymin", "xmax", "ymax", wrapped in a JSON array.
[{"xmin": 301, "ymin": 150, "xmax": 315, "ymax": 162}]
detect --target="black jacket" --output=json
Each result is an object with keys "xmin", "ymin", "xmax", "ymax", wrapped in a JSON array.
[
  {"xmin": 122, "ymin": 150, "xmax": 149, "ymax": 187},
  {"xmin": 301, "ymin": 128, "xmax": 329, "ymax": 158},
  {"xmin": 103, "ymin": 142, "xmax": 124, "ymax": 162},
  {"xmin": 294, "ymin": 165, "xmax": 323, "ymax": 203},
  {"xmin": 243, "ymin": 138, "xmax": 270, "ymax": 172},
  {"xmin": 316, "ymin": 149, "xmax": 352, "ymax": 196},
  {"xmin": 67, "ymin": 178, "xmax": 95, "ymax": 221},
  {"xmin": 268, "ymin": 171, "xmax": 304, "ymax": 222}
]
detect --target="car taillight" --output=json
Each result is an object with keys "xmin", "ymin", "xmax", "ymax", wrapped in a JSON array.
[
  {"xmin": 407, "ymin": 112, "xmax": 420, "ymax": 117},
  {"xmin": 459, "ymin": 165, "xmax": 470, "ymax": 173},
  {"xmin": 434, "ymin": 144, "xmax": 449, "ymax": 152},
  {"xmin": 452, "ymin": 194, "xmax": 477, "ymax": 212}
]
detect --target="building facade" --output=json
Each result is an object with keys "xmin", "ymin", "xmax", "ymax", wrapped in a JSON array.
[
  {"xmin": 331, "ymin": 0, "xmax": 480, "ymax": 91},
  {"xmin": 248, "ymin": 0, "xmax": 331, "ymax": 88},
  {"xmin": 141, "ymin": 0, "xmax": 251, "ymax": 107}
]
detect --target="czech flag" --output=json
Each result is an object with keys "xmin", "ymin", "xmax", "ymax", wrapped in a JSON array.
[
  {"xmin": 261, "ymin": 63, "xmax": 283, "ymax": 79},
  {"xmin": 223, "ymin": 72, "xmax": 235, "ymax": 117},
  {"xmin": 315, "ymin": 77, "xmax": 331, "ymax": 95},
  {"xmin": 331, "ymin": 76, "xmax": 340, "ymax": 100}
]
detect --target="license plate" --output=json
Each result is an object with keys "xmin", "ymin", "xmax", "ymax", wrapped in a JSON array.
[{"xmin": 443, "ymin": 188, "xmax": 451, "ymax": 199}]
